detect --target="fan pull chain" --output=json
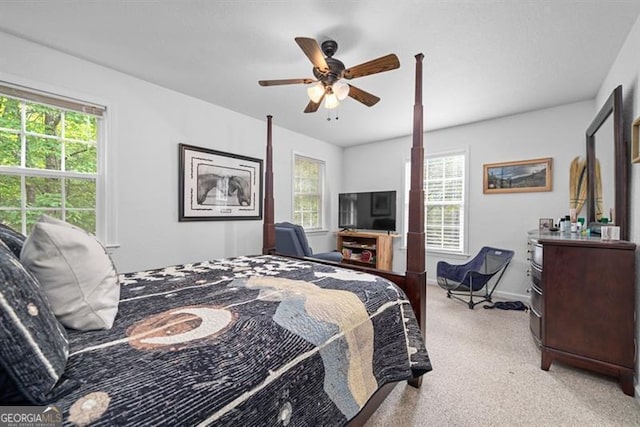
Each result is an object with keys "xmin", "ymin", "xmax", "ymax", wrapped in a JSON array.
[{"xmin": 326, "ymin": 107, "xmax": 339, "ymax": 122}]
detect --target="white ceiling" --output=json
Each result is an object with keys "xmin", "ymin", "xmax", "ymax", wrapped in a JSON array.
[{"xmin": 0, "ymin": 1, "xmax": 638, "ymax": 146}]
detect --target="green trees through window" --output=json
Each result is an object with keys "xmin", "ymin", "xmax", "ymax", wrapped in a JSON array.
[
  {"xmin": 0, "ymin": 94, "xmax": 99, "ymax": 235},
  {"xmin": 293, "ymin": 155, "xmax": 325, "ymax": 230}
]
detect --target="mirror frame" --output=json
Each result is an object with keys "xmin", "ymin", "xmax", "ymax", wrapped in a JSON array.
[{"xmin": 586, "ymin": 85, "xmax": 628, "ymax": 240}]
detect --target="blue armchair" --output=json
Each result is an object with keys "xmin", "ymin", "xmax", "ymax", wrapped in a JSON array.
[{"xmin": 274, "ymin": 222, "xmax": 343, "ymax": 263}]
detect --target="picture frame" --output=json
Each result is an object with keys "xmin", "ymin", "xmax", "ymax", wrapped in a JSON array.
[
  {"xmin": 632, "ymin": 115, "xmax": 640, "ymax": 164},
  {"xmin": 178, "ymin": 143, "xmax": 262, "ymax": 221},
  {"xmin": 539, "ymin": 218, "xmax": 554, "ymax": 231},
  {"xmin": 483, "ymin": 157, "xmax": 553, "ymax": 194},
  {"xmin": 371, "ymin": 192, "xmax": 391, "ymax": 216}
]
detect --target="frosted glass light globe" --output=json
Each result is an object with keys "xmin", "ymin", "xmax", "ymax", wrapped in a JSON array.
[
  {"xmin": 307, "ymin": 83, "xmax": 325, "ymax": 103},
  {"xmin": 333, "ymin": 80, "xmax": 350, "ymax": 101}
]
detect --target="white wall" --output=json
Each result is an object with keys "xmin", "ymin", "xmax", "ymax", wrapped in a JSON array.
[
  {"xmin": 343, "ymin": 13, "xmax": 640, "ymax": 393},
  {"xmin": 343, "ymin": 100, "xmax": 595, "ymax": 300},
  {"xmin": 0, "ymin": 31, "xmax": 342, "ymax": 273},
  {"xmin": 595, "ymin": 15, "xmax": 640, "ymax": 398}
]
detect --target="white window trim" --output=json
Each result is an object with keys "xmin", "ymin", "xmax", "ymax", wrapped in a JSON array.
[
  {"xmin": 291, "ymin": 151, "xmax": 327, "ymax": 232},
  {"xmin": 0, "ymin": 77, "xmax": 117, "ymax": 248},
  {"xmin": 402, "ymin": 147, "xmax": 469, "ymax": 255}
]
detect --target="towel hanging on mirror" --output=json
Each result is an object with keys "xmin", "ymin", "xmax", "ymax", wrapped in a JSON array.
[
  {"xmin": 569, "ymin": 156, "xmax": 587, "ymax": 213},
  {"xmin": 569, "ymin": 156, "xmax": 602, "ymax": 220}
]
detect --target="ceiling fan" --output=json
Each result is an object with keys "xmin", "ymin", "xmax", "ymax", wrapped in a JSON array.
[{"xmin": 258, "ymin": 37, "xmax": 400, "ymax": 113}]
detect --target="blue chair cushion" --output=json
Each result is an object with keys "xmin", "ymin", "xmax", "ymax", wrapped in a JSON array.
[
  {"xmin": 275, "ymin": 227, "xmax": 306, "ymax": 257},
  {"xmin": 274, "ymin": 222, "xmax": 343, "ymax": 262},
  {"xmin": 276, "ymin": 222, "xmax": 313, "ymax": 257},
  {"xmin": 309, "ymin": 251, "xmax": 343, "ymax": 263}
]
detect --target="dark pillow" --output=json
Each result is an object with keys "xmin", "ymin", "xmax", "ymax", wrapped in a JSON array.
[
  {"xmin": 0, "ymin": 365, "xmax": 28, "ymax": 404},
  {"xmin": 0, "ymin": 239, "xmax": 71, "ymax": 404},
  {"xmin": 0, "ymin": 223, "xmax": 26, "ymax": 258}
]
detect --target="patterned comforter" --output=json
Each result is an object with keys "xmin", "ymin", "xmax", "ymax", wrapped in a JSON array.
[{"xmin": 54, "ymin": 255, "xmax": 432, "ymax": 426}]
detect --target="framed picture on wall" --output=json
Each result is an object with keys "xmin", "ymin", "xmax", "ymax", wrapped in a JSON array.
[
  {"xmin": 178, "ymin": 144, "xmax": 263, "ymax": 221},
  {"xmin": 483, "ymin": 157, "xmax": 553, "ymax": 194}
]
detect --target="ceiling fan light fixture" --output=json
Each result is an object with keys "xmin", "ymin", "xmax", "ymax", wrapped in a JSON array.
[
  {"xmin": 307, "ymin": 83, "xmax": 325, "ymax": 103},
  {"xmin": 324, "ymin": 92, "xmax": 340, "ymax": 109},
  {"xmin": 258, "ymin": 37, "xmax": 400, "ymax": 114},
  {"xmin": 333, "ymin": 80, "xmax": 349, "ymax": 101}
]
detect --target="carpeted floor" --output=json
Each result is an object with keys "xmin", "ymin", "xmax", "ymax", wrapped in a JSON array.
[{"xmin": 366, "ymin": 286, "xmax": 640, "ymax": 426}]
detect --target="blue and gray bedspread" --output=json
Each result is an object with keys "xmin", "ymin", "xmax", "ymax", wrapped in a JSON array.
[{"xmin": 55, "ymin": 255, "xmax": 432, "ymax": 426}]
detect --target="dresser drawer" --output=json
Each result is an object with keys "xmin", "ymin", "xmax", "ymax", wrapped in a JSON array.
[
  {"xmin": 529, "ymin": 309, "xmax": 542, "ymax": 345},
  {"xmin": 531, "ymin": 263, "xmax": 542, "ymax": 289},
  {"xmin": 530, "ymin": 284, "xmax": 542, "ymax": 315},
  {"xmin": 531, "ymin": 243, "xmax": 543, "ymax": 268}
]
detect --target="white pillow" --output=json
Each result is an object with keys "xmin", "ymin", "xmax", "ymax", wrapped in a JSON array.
[{"xmin": 20, "ymin": 215, "xmax": 120, "ymax": 331}]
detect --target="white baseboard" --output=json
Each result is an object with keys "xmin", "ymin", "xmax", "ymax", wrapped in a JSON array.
[{"xmin": 493, "ymin": 289, "xmax": 530, "ymax": 302}]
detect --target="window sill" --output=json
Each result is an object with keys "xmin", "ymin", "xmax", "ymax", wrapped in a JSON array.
[
  {"xmin": 304, "ymin": 228, "xmax": 330, "ymax": 235},
  {"xmin": 399, "ymin": 246, "xmax": 469, "ymax": 259},
  {"xmin": 427, "ymin": 249, "xmax": 469, "ymax": 258},
  {"xmin": 104, "ymin": 243, "xmax": 120, "ymax": 255}
]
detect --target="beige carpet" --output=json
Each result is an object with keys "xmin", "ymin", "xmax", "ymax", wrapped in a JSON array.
[{"xmin": 366, "ymin": 286, "xmax": 640, "ymax": 426}]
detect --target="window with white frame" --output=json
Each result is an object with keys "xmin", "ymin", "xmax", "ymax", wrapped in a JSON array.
[
  {"xmin": 0, "ymin": 84, "xmax": 105, "ymax": 237},
  {"xmin": 293, "ymin": 154, "xmax": 325, "ymax": 230},
  {"xmin": 405, "ymin": 150, "xmax": 467, "ymax": 253}
]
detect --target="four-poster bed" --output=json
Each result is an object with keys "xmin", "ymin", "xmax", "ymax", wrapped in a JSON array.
[
  {"xmin": 263, "ymin": 53, "xmax": 427, "ymax": 338},
  {"xmin": 263, "ymin": 54, "xmax": 429, "ymax": 423},
  {"xmin": 0, "ymin": 56, "xmax": 429, "ymax": 426}
]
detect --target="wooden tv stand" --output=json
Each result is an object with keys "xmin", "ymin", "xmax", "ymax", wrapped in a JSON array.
[{"xmin": 337, "ymin": 231, "xmax": 398, "ymax": 271}]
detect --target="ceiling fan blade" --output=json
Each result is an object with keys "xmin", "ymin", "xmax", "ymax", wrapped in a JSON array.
[
  {"xmin": 295, "ymin": 37, "xmax": 329, "ymax": 73},
  {"xmin": 348, "ymin": 84, "xmax": 380, "ymax": 107},
  {"xmin": 304, "ymin": 93, "xmax": 325, "ymax": 113},
  {"xmin": 343, "ymin": 54, "xmax": 400, "ymax": 80},
  {"xmin": 259, "ymin": 78, "xmax": 315, "ymax": 86}
]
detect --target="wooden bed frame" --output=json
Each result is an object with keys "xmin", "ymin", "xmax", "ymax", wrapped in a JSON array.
[{"xmin": 261, "ymin": 54, "xmax": 427, "ymax": 425}]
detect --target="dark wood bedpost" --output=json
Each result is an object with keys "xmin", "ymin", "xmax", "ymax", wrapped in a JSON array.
[
  {"xmin": 262, "ymin": 115, "xmax": 276, "ymax": 255},
  {"xmin": 406, "ymin": 53, "xmax": 427, "ymax": 335},
  {"xmin": 405, "ymin": 53, "xmax": 426, "ymax": 389}
]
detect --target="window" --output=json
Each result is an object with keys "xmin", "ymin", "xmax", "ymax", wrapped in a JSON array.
[
  {"xmin": 0, "ymin": 84, "xmax": 105, "ymax": 236},
  {"xmin": 293, "ymin": 154, "xmax": 325, "ymax": 230},
  {"xmin": 405, "ymin": 150, "xmax": 467, "ymax": 253}
]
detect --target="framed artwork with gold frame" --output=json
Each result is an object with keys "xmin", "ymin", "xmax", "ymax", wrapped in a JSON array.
[{"xmin": 483, "ymin": 157, "xmax": 553, "ymax": 194}]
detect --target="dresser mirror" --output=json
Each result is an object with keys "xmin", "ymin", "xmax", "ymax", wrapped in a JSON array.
[{"xmin": 585, "ymin": 85, "xmax": 629, "ymax": 240}]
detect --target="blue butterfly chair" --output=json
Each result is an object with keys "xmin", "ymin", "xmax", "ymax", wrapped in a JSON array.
[
  {"xmin": 275, "ymin": 222, "xmax": 343, "ymax": 263},
  {"xmin": 437, "ymin": 246, "xmax": 514, "ymax": 309}
]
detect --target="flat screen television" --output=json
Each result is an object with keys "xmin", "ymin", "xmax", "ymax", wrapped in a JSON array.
[{"xmin": 338, "ymin": 190, "xmax": 397, "ymax": 232}]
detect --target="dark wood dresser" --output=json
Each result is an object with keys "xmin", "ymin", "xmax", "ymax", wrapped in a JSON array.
[{"xmin": 527, "ymin": 231, "xmax": 636, "ymax": 396}]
